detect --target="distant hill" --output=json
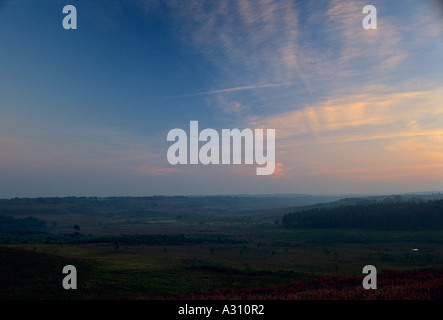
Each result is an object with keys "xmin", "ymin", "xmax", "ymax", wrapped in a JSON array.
[
  {"xmin": 287, "ymin": 193, "xmax": 443, "ymax": 212},
  {"xmin": 0, "ymin": 193, "xmax": 442, "ymax": 232}
]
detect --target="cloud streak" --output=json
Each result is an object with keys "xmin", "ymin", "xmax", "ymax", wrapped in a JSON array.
[
  {"xmin": 169, "ymin": 82, "xmax": 296, "ymax": 98},
  {"xmin": 145, "ymin": 0, "xmax": 441, "ymax": 122},
  {"xmin": 253, "ymin": 88, "xmax": 443, "ymax": 141},
  {"xmin": 249, "ymin": 85, "xmax": 443, "ymax": 185}
]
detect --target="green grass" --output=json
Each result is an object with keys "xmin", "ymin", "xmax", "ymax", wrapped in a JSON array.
[{"xmin": 0, "ymin": 246, "xmax": 98, "ymax": 299}]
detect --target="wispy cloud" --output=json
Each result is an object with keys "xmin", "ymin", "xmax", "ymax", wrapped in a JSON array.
[
  {"xmin": 142, "ymin": 0, "xmax": 440, "ymax": 122},
  {"xmin": 249, "ymin": 85, "xmax": 443, "ymax": 184},
  {"xmin": 169, "ymin": 82, "xmax": 296, "ymax": 98},
  {"xmin": 253, "ymin": 88, "xmax": 443, "ymax": 141}
]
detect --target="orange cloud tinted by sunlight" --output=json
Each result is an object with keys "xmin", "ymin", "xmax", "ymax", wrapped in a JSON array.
[{"xmin": 271, "ymin": 162, "xmax": 288, "ymax": 177}]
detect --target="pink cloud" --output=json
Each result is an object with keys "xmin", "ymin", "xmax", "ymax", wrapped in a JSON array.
[{"xmin": 269, "ymin": 162, "xmax": 291, "ymax": 178}]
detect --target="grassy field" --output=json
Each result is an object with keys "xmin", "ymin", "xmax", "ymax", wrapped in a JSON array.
[
  {"xmin": 1, "ymin": 227, "xmax": 443, "ymax": 299},
  {"xmin": 1, "ymin": 196, "xmax": 443, "ymax": 299}
]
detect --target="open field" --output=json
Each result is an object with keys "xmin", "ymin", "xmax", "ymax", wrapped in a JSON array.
[{"xmin": 1, "ymin": 195, "xmax": 443, "ymax": 299}]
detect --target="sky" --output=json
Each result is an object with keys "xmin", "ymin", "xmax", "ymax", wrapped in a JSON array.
[{"xmin": 0, "ymin": 0, "xmax": 443, "ymax": 197}]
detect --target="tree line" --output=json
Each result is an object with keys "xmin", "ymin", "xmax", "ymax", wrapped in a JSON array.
[
  {"xmin": 282, "ymin": 199, "xmax": 443, "ymax": 230},
  {"xmin": 0, "ymin": 215, "xmax": 47, "ymax": 233}
]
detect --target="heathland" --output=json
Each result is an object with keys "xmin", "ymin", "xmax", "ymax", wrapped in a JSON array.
[{"xmin": 1, "ymin": 193, "xmax": 442, "ymax": 299}]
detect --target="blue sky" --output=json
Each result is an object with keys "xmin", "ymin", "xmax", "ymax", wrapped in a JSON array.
[{"xmin": 0, "ymin": 0, "xmax": 443, "ymax": 197}]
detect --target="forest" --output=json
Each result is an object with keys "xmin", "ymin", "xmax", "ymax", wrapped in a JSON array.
[
  {"xmin": 0, "ymin": 215, "xmax": 47, "ymax": 233},
  {"xmin": 282, "ymin": 199, "xmax": 443, "ymax": 230}
]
